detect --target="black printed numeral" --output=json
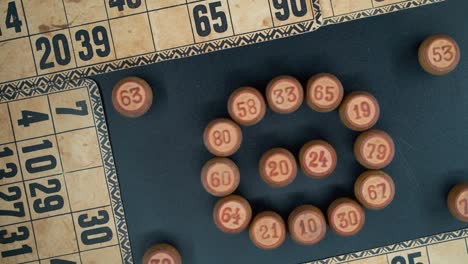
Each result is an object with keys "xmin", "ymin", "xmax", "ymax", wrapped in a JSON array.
[
  {"xmin": 75, "ymin": 26, "xmax": 111, "ymax": 62},
  {"xmin": 109, "ymin": 0, "xmax": 141, "ymax": 11},
  {"xmin": 17, "ymin": 110, "xmax": 49, "ymax": 127},
  {"xmin": 36, "ymin": 34, "xmax": 72, "ymax": 70},
  {"xmin": 21, "ymin": 139, "xmax": 57, "ymax": 174},
  {"xmin": 272, "ymin": 0, "xmax": 308, "ymax": 21},
  {"xmin": 56, "ymin": 100, "xmax": 88, "ymax": 116},
  {"xmin": 0, "ymin": 226, "xmax": 32, "ymax": 258},
  {"xmin": 51, "ymin": 260, "xmax": 77, "ymax": 264},
  {"xmin": 391, "ymin": 252, "xmax": 424, "ymax": 264},
  {"xmin": 0, "ymin": 1, "xmax": 23, "ymax": 37},
  {"xmin": 0, "ymin": 186, "xmax": 25, "ymax": 217},
  {"xmin": 78, "ymin": 210, "xmax": 113, "ymax": 245},
  {"xmin": 193, "ymin": 1, "xmax": 228, "ymax": 37},
  {"xmin": 29, "ymin": 178, "xmax": 64, "ymax": 214},
  {"xmin": 0, "ymin": 147, "xmax": 18, "ymax": 180}
]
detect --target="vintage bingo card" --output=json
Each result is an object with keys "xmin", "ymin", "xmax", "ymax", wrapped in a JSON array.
[
  {"xmin": 0, "ymin": 0, "xmax": 443, "ymax": 91},
  {"xmin": 0, "ymin": 79, "xmax": 133, "ymax": 264}
]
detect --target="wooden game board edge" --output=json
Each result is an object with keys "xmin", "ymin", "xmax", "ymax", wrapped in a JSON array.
[
  {"xmin": 0, "ymin": 78, "xmax": 135, "ymax": 263},
  {"xmin": 302, "ymin": 227, "xmax": 467, "ymax": 264},
  {"xmin": 322, "ymin": 0, "xmax": 446, "ymax": 26}
]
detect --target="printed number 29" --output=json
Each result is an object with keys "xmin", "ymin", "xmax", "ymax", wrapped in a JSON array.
[
  {"xmin": 391, "ymin": 252, "xmax": 424, "ymax": 264},
  {"xmin": 193, "ymin": 2, "xmax": 228, "ymax": 37}
]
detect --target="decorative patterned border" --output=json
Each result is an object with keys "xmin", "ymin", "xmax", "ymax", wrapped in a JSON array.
[
  {"xmin": 304, "ymin": 228, "xmax": 468, "ymax": 264},
  {"xmin": 0, "ymin": 78, "xmax": 134, "ymax": 263},
  {"xmin": 322, "ymin": 0, "xmax": 445, "ymax": 26},
  {"xmin": 0, "ymin": 0, "xmax": 324, "ymax": 92}
]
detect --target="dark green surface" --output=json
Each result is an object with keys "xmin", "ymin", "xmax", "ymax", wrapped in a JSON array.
[{"xmin": 93, "ymin": 1, "xmax": 467, "ymax": 263}]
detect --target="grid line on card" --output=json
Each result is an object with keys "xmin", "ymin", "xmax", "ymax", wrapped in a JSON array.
[
  {"xmin": 425, "ymin": 245, "xmax": 432, "ymax": 264},
  {"xmin": 16, "ymin": 0, "xmax": 39, "ymax": 77},
  {"xmin": 266, "ymin": 0, "xmax": 276, "ymax": 28},
  {"xmin": 465, "ymin": 237, "xmax": 468, "ymax": 253},
  {"xmin": 144, "ymin": 0, "xmax": 158, "ymax": 52},
  {"xmin": 5, "ymin": 102, "xmax": 41, "ymax": 263},
  {"xmin": 328, "ymin": 0, "xmax": 336, "ymax": 17},
  {"xmin": 185, "ymin": 0, "xmax": 197, "ymax": 45},
  {"xmin": 45, "ymin": 94, "xmax": 82, "ymax": 262},
  {"xmin": 225, "ymin": 0, "xmax": 236, "ymax": 35},
  {"xmin": 1, "ymin": 204, "xmax": 113, "ymax": 228},
  {"xmin": 59, "ymin": 0, "xmax": 78, "ymax": 69}
]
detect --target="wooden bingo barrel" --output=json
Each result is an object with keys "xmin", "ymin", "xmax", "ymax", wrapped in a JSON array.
[
  {"xmin": 306, "ymin": 73, "xmax": 344, "ymax": 112},
  {"xmin": 228, "ymin": 87, "xmax": 266, "ymax": 126},
  {"xmin": 112, "ymin": 77, "xmax": 153, "ymax": 118},
  {"xmin": 339, "ymin": 92, "xmax": 380, "ymax": 131},
  {"xmin": 249, "ymin": 211, "xmax": 286, "ymax": 250},
  {"xmin": 418, "ymin": 35, "xmax": 461, "ymax": 75},
  {"xmin": 354, "ymin": 170, "xmax": 395, "ymax": 210},
  {"xmin": 213, "ymin": 195, "xmax": 252, "ymax": 234},
  {"xmin": 203, "ymin": 118, "xmax": 242, "ymax": 157},
  {"xmin": 201, "ymin": 158, "xmax": 240, "ymax": 197},
  {"xmin": 299, "ymin": 140, "xmax": 337, "ymax": 178},
  {"xmin": 354, "ymin": 130, "xmax": 395, "ymax": 169},
  {"xmin": 265, "ymin": 76, "xmax": 304, "ymax": 114},
  {"xmin": 447, "ymin": 183, "xmax": 468, "ymax": 222},
  {"xmin": 328, "ymin": 198, "xmax": 365, "ymax": 237},
  {"xmin": 142, "ymin": 243, "xmax": 182, "ymax": 264},
  {"xmin": 288, "ymin": 205, "xmax": 327, "ymax": 245},
  {"xmin": 259, "ymin": 148, "xmax": 297, "ymax": 187}
]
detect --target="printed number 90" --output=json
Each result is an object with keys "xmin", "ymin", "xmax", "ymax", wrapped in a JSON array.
[{"xmin": 272, "ymin": 0, "xmax": 308, "ymax": 21}]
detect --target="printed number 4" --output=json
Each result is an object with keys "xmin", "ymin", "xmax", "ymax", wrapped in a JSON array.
[
  {"xmin": 391, "ymin": 252, "xmax": 424, "ymax": 264},
  {"xmin": 0, "ymin": 2, "xmax": 23, "ymax": 36}
]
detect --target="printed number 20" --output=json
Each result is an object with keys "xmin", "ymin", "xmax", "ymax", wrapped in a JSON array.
[{"xmin": 193, "ymin": 2, "xmax": 228, "ymax": 37}]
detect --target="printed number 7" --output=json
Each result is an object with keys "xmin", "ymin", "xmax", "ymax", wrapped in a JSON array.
[
  {"xmin": 55, "ymin": 100, "xmax": 88, "ymax": 116},
  {"xmin": 391, "ymin": 252, "xmax": 424, "ymax": 264}
]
